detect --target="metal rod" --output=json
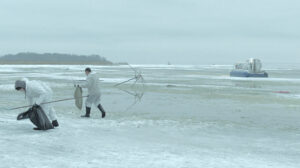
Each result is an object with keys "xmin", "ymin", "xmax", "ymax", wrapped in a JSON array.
[
  {"xmin": 9, "ymin": 96, "xmax": 88, "ymax": 110},
  {"xmin": 114, "ymin": 77, "xmax": 137, "ymax": 87}
]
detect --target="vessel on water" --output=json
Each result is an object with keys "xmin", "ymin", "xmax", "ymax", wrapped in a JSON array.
[{"xmin": 230, "ymin": 58, "xmax": 268, "ymax": 77}]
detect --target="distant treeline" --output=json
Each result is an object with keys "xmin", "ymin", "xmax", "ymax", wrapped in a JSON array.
[{"xmin": 0, "ymin": 52, "xmax": 115, "ymax": 65}]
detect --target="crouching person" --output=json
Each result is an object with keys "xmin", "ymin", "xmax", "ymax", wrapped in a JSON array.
[{"xmin": 15, "ymin": 79, "xmax": 59, "ymax": 130}]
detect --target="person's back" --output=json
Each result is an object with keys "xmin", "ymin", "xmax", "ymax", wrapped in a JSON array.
[
  {"xmin": 24, "ymin": 80, "xmax": 46, "ymax": 105},
  {"xmin": 85, "ymin": 72, "xmax": 100, "ymax": 96},
  {"xmin": 40, "ymin": 81, "xmax": 53, "ymax": 95}
]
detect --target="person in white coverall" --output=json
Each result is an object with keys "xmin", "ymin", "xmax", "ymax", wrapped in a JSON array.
[
  {"xmin": 15, "ymin": 79, "xmax": 59, "ymax": 128},
  {"xmin": 80, "ymin": 67, "xmax": 106, "ymax": 118}
]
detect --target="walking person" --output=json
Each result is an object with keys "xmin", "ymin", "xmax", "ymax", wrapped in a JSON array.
[{"xmin": 80, "ymin": 68, "xmax": 106, "ymax": 118}]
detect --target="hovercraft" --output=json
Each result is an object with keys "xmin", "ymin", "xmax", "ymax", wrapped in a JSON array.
[{"xmin": 230, "ymin": 58, "xmax": 268, "ymax": 78}]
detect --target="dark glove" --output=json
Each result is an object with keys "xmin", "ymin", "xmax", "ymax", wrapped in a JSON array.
[
  {"xmin": 17, "ymin": 107, "xmax": 32, "ymax": 120},
  {"xmin": 17, "ymin": 111, "xmax": 30, "ymax": 120}
]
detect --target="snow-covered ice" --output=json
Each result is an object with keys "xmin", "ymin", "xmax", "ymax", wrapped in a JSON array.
[{"xmin": 1, "ymin": 65, "xmax": 300, "ymax": 168}]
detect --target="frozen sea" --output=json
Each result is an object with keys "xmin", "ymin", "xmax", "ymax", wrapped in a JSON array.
[{"xmin": 0, "ymin": 64, "xmax": 300, "ymax": 168}]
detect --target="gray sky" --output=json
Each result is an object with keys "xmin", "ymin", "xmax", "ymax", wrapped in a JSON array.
[{"xmin": 0, "ymin": 0, "xmax": 299, "ymax": 64}]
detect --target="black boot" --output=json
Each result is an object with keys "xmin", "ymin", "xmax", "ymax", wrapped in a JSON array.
[
  {"xmin": 81, "ymin": 107, "xmax": 91, "ymax": 117},
  {"xmin": 52, "ymin": 120, "xmax": 59, "ymax": 127},
  {"xmin": 97, "ymin": 104, "xmax": 106, "ymax": 118},
  {"xmin": 33, "ymin": 127, "xmax": 41, "ymax": 130}
]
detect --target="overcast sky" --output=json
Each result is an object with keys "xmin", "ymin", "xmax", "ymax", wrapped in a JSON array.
[{"xmin": 0, "ymin": 0, "xmax": 299, "ymax": 64}]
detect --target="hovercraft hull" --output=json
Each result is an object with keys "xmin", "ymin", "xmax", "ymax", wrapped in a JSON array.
[{"xmin": 230, "ymin": 70, "xmax": 268, "ymax": 78}]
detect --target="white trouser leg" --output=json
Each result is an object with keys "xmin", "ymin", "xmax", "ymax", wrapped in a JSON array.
[
  {"xmin": 85, "ymin": 94, "xmax": 101, "ymax": 108},
  {"xmin": 49, "ymin": 107, "xmax": 57, "ymax": 121},
  {"xmin": 40, "ymin": 104, "xmax": 57, "ymax": 121},
  {"xmin": 85, "ymin": 97, "xmax": 92, "ymax": 108}
]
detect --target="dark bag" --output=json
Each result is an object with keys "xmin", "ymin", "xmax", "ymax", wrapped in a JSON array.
[{"xmin": 17, "ymin": 105, "xmax": 54, "ymax": 130}]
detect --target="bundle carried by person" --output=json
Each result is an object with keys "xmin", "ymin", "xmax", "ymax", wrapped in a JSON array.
[{"xmin": 17, "ymin": 104, "xmax": 54, "ymax": 130}]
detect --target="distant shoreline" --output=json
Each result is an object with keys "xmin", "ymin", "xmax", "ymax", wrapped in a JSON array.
[
  {"xmin": 0, "ymin": 52, "xmax": 130, "ymax": 65},
  {"xmin": 0, "ymin": 62, "xmax": 128, "ymax": 65},
  {"xmin": 0, "ymin": 62, "xmax": 113, "ymax": 65}
]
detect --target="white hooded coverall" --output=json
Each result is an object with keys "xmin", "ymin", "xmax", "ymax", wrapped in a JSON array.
[
  {"xmin": 24, "ymin": 79, "xmax": 57, "ymax": 121},
  {"xmin": 81, "ymin": 73, "xmax": 101, "ymax": 108}
]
